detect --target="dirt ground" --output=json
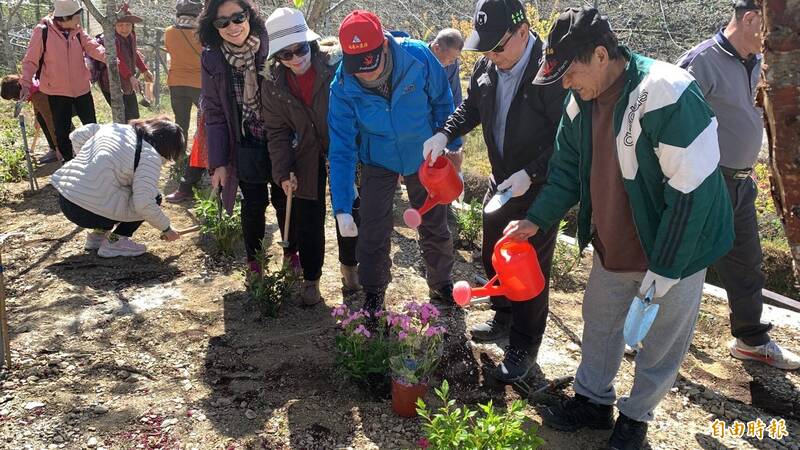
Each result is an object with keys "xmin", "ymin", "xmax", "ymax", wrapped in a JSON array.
[{"xmin": 2, "ymin": 158, "xmax": 800, "ymax": 450}]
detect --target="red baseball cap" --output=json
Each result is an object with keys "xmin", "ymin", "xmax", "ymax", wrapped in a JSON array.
[{"xmin": 338, "ymin": 10, "xmax": 386, "ymax": 74}]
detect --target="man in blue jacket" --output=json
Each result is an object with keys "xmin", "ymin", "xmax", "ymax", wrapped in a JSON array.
[{"xmin": 328, "ymin": 10, "xmax": 462, "ymax": 314}]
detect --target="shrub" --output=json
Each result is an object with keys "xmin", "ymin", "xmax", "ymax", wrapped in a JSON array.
[
  {"xmin": 552, "ymin": 219, "xmax": 581, "ymax": 285},
  {"xmin": 193, "ymin": 188, "xmax": 242, "ymax": 256},
  {"xmin": 453, "ymin": 199, "xmax": 482, "ymax": 250},
  {"xmin": 0, "ymin": 121, "xmax": 29, "ymax": 183},
  {"xmin": 246, "ymin": 239, "xmax": 296, "ymax": 317},
  {"xmin": 416, "ymin": 379, "xmax": 545, "ymax": 449}
]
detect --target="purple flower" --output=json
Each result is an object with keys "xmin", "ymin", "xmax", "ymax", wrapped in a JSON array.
[
  {"xmin": 425, "ymin": 326, "xmax": 446, "ymax": 337},
  {"xmin": 331, "ymin": 304, "xmax": 348, "ymax": 318},
  {"xmin": 418, "ymin": 437, "xmax": 430, "ymax": 449},
  {"xmin": 398, "ymin": 331, "xmax": 408, "ymax": 341},
  {"xmin": 354, "ymin": 324, "xmax": 371, "ymax": 338}
]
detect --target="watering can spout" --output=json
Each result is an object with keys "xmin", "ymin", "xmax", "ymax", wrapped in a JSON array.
[
  {"xmin": 453, "ymin": 276, "xmax": 505, "ymax": 306},
  {"xmin": 403, "ymin": 156, "xmax": 463, "ymax": 229}
]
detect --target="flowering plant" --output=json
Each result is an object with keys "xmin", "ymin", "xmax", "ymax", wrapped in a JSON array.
[
  {"xmin": 385, "ymin": 302, "xmax": 446, "ymax": 385},
  {"xmin": 331, "ymin": 304, "xmax": 396, "ymax": 385}
]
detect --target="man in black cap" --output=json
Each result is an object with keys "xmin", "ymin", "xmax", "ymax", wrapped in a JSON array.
[
  {"xmin": 677, "ymin": 1, "xmax": 800, "ymax": 370},
  {"xmin": 503, "ymin": 6, "xmax": 733, "ymax": 449},
  {"xmin": 422, "ymin": 0, "xmax": 566, "ymax": 383}
]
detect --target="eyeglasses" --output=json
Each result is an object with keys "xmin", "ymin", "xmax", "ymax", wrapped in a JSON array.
[
  {"xmin": 275, "ymin": 42, "xmax": 310, "ymax": 61},
  {"xmin": 213, "ymin": 10, "xmax": 249, "ymax": 29},
  {"xmin": 485, "ymin": 28, "xmax": 516, "ymax": 54}
]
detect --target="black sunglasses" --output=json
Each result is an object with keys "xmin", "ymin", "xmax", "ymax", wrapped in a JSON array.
[
  {"xmin": 486, "ymin": 28, "xmax": 516, "ymax": 54},
  {"xmin": 213, "ymin": 10, "xmax": 249, "ymax": 29},
  {"xmin": 275, "ymin": 42, "xmax": 310, "ymax": 61}
]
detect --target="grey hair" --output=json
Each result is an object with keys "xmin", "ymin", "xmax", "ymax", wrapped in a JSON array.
[{"xmin": 433, "ymin": 28, "xmax": 464, "ymax": 51}]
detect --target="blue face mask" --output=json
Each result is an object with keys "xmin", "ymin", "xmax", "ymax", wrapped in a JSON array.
[{"xmin": 623, "ymin": 282, "xmax": 658, "ymax": 349}]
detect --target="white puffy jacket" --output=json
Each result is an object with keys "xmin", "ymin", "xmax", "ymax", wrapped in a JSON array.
[{"xmin": 51, "ymin": 123, "xmax": 170, "ymax": 232}]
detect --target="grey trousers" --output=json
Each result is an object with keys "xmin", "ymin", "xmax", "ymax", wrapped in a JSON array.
[
  {"xmin": 357, "ymin": 164, "xmax": 454, "ymax": 294},
  {"xmin": 574, "ymin": 254, "xmax": 706, "ymax": 422},
  {"xmin": 712, "ymin": 174, "xmax": 772, "ymax": 346}
]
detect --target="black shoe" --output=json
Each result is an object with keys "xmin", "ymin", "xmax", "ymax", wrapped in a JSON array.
[
  {"xmin": 429, "ymin": 283, "xmax": 455, "ymax": 309},
  {"xmin": 608, "ymin": 413, "xmax": 648, "ymax": 450},
  {"xmin": 363, "ymin": 292, "xmax": 385, "ymax": 329},
  {"xmin": 470, "ymin": 311, "xmax": 511, "ymax": 342},
  {"xmin": 491, "ymin": 345, "xmax": 538, "ymax": 383},
  {"xmin": 541, "ymin": 393, "xmax": 614, "ymax": 432}
]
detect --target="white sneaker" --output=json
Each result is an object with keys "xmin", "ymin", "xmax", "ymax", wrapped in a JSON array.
[
  {"xmin": 97, "ymin": 235, "xmax": 146, "ymax": 258},
  {"xmin": 729, "ymin": 338, "xmax": 800, "ymax": 370},
  {"xmin": 84, "ymin": 230, "xmax": 108, "ymax": 250}
]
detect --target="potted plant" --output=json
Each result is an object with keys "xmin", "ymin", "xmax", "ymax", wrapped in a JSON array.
[
  {"xmin": 331, "ymin": 304, "xmax": 396, "ymax": 399},
  {"xmin": 385, "ymin": 302, "xmax": 446, "ymax": 417}
]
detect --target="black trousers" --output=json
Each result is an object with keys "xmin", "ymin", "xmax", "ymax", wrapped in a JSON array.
[
  {"xmin": 59, "ymin": 193, "xmax": 162, "ymax": 237},
  {"xmin": 238, "ymin": 180, "xmax": 298, "ymax": 262},
  {"xmin": 291, "ymin": 159, "xmax": 359, "ymax": 281},
  {"xmin": 170, "ymin": 87, "xmax": 205, "ymax": 194},
  {"xmin": 712, "ymin": 174, "xmax": 773, "ymax": 346},
  {"xmin": 482, "ymin": 183, "xmax": 557, "ymax": 353},
  {"xmin": 48, "ymin": 93, "xmax": 97, "ymax": 161},
  {"xmin": 34, "ymin": 111, "xmax": 56, "ymax": 151},
  {"xmin": 101, "ymin": 89, "xmax": 140, "ymax": 123}
]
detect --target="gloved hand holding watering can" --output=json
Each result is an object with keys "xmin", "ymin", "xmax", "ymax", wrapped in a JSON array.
[{"xmin": 623, "ymin": 270, "xmax": 681, "ymax": 349}]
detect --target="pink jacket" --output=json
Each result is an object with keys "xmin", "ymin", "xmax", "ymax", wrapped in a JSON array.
[{"xmin": 21, "ymin": 18, "xmax": 106, "ymax": 98}]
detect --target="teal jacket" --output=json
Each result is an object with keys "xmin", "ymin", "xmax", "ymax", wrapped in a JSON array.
[
  {"xmin": 527, "ymin": 48, "xmax": 734, "ymax": 279},
  {"xmin": 328, "ymin": 33, "xmax": 461, "ymax": 215}
]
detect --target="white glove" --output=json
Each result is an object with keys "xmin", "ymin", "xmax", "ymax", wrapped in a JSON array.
[
  {"xmin": 640, "ymin": 270, "xmax": 680, "ymax": 298},
  {"xmin": 496, "ymin": 169, "xmax": 532, "ymax": 198},
  {"xmin": 422, "ymin": 132, "xmax": 448, "ymax": 165},
  {"xmin": 336, "ymin": 213, "xmax": 358, "ymax": 237}
]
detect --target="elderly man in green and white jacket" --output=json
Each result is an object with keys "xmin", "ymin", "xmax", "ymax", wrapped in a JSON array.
[{"xmin": 504, "ymin": 7, "xmax": 733, "ymax": 450}]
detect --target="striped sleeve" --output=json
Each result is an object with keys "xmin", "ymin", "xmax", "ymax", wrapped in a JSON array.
[{"xmin": 644, "ymin": 79, "xmax": 724, "ymax": 278}]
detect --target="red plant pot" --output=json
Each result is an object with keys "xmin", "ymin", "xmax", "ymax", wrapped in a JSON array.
[{"xmin": 391, "ymin": 378, "xmax": 428, "ymax": 418}]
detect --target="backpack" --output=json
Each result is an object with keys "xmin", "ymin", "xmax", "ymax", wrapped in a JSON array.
[
  {"xmin": 87, "ymin": 33, "xmax": 107, "ymax": 84},
  {"xmin": 35, "ymin": 24, "xmax": 48, "ymax": 80}
]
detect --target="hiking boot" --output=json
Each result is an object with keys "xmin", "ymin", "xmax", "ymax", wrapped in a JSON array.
[
  {"xmin": 363, "ymin": 292, "xmax": 385, "ymax": 329},
  {"xmin": 470, "ymin": 310, "xmax": 512, "ymax": 342},
  {"xmin": 608, "ymin": 413, "xmax": 648, "ymax": 450},
  {"xmin": 429, "ymin": 283, "xmax": 455, "ymax": 310},
  {"xmin": 165, "ymin": 189, "xmax": 192, "ymax": 203},
  {"xmin": 283, "ymin": 252, "xmax": 302, "ymax": 277},
  {"xmin": 38, "ymin": 148, "xmax": 58, "ymax": 164},
  {"xmin": 541, "ymin": 393, "xmax": 614, "ymax": 432},
  {"xmin": 492, "ymin": 345, "xmax": 539, "ymax": 383},
  {"xmin": 341, "ymin": 264, "xmax": 362, "ymax": 291},
  {"xmin": 729, "ymin": 338, "xmax": 800, "ymax": 370},
  {"xmin": 301, "ymin": 279, "xmax": 322, "ymax": 306},
  {"xmin": 85, "ymin": 229, "xmax": 108, "ymax": 250},
  {"xmin": 97, "ymin": 235, "xmax": 146, "ymax": 258}
]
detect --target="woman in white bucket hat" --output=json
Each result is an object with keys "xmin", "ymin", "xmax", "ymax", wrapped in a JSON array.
[{"xmin": 261, "ymin": 8, "xmax": 361, "ymax": 305}]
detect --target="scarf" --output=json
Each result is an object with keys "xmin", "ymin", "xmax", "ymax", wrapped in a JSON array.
[
  {"xmin": 117, "ymin": 32, "xmax": 137, "ymax": 94},
  {"xmin": 222, "ymin": 35, "xmax": 261, "ymax": 124}
]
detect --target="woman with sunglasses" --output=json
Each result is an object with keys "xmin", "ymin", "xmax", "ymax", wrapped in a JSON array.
[
  {"xmin": 20, "ymin": 0, "xmax": 106, "ymax": 162},
  {"xmin": 262, "ymin": 8, "xmax": 361, "ymax": 306},
  {"xmin": 198, "ymin": 0, "xmax": 299, "ymax": 275}
]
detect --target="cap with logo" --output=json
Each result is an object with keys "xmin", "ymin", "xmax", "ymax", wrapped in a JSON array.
[
  {"xmin": 463, "ymin": 0, "xmax": 527, "ymax": 52},
  {"xmin": 533, "ymin": 6, "xmax": 612, "ymax": 85},
  {"xmin": 733, "ymin": 0, "xmax": 759, "ymax": 10},
  {"xmin": 339, "ymin": 10, "xmax": 386, "ymax": 74}
]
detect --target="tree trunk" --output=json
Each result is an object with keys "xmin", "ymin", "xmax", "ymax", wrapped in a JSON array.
[
  {"xmin": 758, "ymin": 0, "xmax": 800, "ymax": 282},
  {"xmin": 84, "ymin": 0, "xmax": 125, "ymax": 123},
  {"xmin": 305, "ymin": 0, "xmax": 331, "ymax": 31}
]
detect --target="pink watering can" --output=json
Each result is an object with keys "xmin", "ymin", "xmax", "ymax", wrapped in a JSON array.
[
  {"xmin": 403, "ymin": 156, "xmax": 463, "ymax": 229},
  {"xmin": 453, "ymin": 234, "xmax": 545, "ymax": 306}
]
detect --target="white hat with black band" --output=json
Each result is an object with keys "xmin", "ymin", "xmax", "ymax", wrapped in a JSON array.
[{"xmin": 265, "ymin": 8, "xmax": 321, "ymax": 60}]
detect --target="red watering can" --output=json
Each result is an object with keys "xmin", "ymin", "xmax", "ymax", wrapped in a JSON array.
[
  {"xmin": 452, "ymin": 234, "xmax": 545, "ymax": 306},
  {"xmin": 403, "ymin": 156, "xmax": 463, "ymax": 229}
]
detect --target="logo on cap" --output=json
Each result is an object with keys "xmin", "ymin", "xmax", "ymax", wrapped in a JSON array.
[
  {"xmin": 352, "ymin": 35, "xmax": 361, "ymax": 44},
  {"xmin": 362, "ymin": 53, "xmax": 375, "ymax": 66},
  {"xmin": 476, "ymin": 11, "xmax": 487, "ymax": 26}
]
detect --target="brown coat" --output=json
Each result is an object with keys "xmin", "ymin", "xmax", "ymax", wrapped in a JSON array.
[{"xmin": 261, "ymin": 38, "xmax": 340, "ymax": 201}]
